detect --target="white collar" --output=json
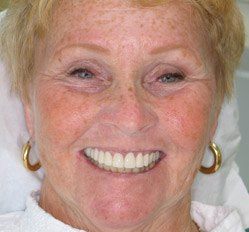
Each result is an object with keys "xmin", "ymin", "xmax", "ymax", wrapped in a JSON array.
[
  {"xmin": 191, "ymin": 201, "xmax": 244, "ymax": 232},
  {"xmin": 12, "ymin": 191, "xmax": 243, "ymax": 232}
]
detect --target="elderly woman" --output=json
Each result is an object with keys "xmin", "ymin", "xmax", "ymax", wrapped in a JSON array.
[{"xmin": 0, "ymin": 0, "xmax": 248, "ymax": 231}]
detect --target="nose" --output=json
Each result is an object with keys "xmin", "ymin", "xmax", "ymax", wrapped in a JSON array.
[{"xmin": 98, "ymin": 88, "xmax": 158, "ymax": 136}]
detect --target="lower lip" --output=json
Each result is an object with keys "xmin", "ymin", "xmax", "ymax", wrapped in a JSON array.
[{"xmin": 78, "ymin": 150, "xmax": 166, "ymax": 176}]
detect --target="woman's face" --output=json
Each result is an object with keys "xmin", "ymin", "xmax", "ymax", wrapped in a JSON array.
[{"xmin": 25, "ymin": 0, "xmax": 218, "ymax": 230}]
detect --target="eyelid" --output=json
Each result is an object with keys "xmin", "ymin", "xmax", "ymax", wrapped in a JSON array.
[
  {"xmin": 64, "ymin": 60, "xmax": 113, "ymax": 81},
  {"xmin": 144, "ymin": 63, "xmax": 186, "ymax": 83},
  {"xmin": 157, "ymin": 72, "xmax": 185, "ymax": 84},
  {"xmin": 67, "ymin": 62, "xmax": 99, "ymax": 74},
  {"xmin": 158, "ymin": 72, "xmax": 185, "ymax": 79},
  {"xmin": 59, "ymin": 58, "xmax": 107, "ymax": 74},
  {"xmin": 68, "ymin": 67, "xmax": 95, "ymax": 76}
]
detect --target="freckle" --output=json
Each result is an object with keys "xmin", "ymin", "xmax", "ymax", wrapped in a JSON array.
[
  {"xmin": 128, "ymin": 87, "xmax": 133, "ymax": 92},
  {"xmin": 119, "ymin": 95, "xmax": 124, "ymax": 100}
]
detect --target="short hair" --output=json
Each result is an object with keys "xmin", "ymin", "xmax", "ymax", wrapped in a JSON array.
[{"xmin": 0, "ymin": 0, "xmax": 245, "ymax": 103}]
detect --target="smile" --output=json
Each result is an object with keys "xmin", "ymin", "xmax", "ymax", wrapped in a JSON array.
[{"xmin": 83, "ymin": 148, "xmax": 163, "ymax": 173}]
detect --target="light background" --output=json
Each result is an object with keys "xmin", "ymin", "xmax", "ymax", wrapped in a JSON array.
[
  {"xmin": 236, "ymin": 1, "xmax": 249, "ymax": 191},
  {"xmin": 0, "ymin": 0, "xmax": 248, "ymax": 190}
]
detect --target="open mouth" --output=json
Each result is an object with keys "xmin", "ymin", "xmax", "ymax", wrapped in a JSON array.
[{"xmin": 82, "ymin": 148, "xmax": 164, "ymax": 174}]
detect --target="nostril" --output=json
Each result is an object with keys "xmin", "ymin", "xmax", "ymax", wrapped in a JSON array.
[
  {"xmin": 96, "ymin": 93, "xmax": 158, "ymax": 136},
  {"xmin": 102, "ymin": 117, "xmax": 157, "ymax": 137}
]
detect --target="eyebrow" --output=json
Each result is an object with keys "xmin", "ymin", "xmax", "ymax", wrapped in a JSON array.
[
  {"xmin": 150, "ymin": 45, "xmax": 201, "ymax": 62},
  {"xmin": 54, "ymin": 43, "xmax": 111, "ymax": 57}
]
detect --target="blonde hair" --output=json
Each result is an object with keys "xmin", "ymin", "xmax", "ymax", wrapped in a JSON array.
[{"xmin": 0, "ymin": 0, "xmax": 245, "ymax": 102}]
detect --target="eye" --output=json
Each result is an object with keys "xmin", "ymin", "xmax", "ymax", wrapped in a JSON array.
[
  {"xmin": 70, "ymin": 68, "xmax": 94, "ymax": 79},
  {"xmin": 158, "ymin": 73, "xmax": 185, "ymax": 83}
]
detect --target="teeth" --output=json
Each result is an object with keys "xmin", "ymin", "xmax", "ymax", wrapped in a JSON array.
[
  {"xmin": 113, "ymin": 153, "xmax": 124, "ymax": 168},
  {"xmin": 90, "ymin": 149, "xmax": 94, "ymax": 159},
  {"xmin": 83, "ymin": 148, "xmax": 161, "ymax": 174},
  {"xmin": 155, "ymin": 151, "xmax": 160, "ymax": 161},
  {"xmin": 94, "ymin": 148, "xmax": 99, "ymax": 161},
  {"xmin": 98, "ymin": 150, "xmax": 105, "ymax": 165},
  {"xmin": 143, "ymin": 154, "xmax": 149, "ymax": 167},
  {"xmin": 124, "ymin": 153, "xmax": 136, "ymax": 169},
  {"xmin": 136, "ymin": 153, "xmax": 143, "ymax": 168},
  {"xmin": 104, "ymin": 151, "xmax": 112, "ymax": 167},
  {"xmin": 149, "ymin": 153, "xmax": 154, "ymax": 163},
  {"xmin": 85, "ymin": 148, "xmax": 91, "ymax": 157}
]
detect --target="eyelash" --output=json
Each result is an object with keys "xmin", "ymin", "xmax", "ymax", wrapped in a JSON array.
[
  {"xmin": 157, "ymin": 72, "xmax": 185, "ymax": 84},
  {"xmin": 69, "ymin": 68, "xmax": 95, "ymax": 79},
  {"xmin": 68, "ymin": 67, "xmax": 185, "ymax": 85}
]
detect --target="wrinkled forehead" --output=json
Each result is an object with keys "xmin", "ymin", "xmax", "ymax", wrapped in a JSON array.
[{"xmin": 40, "ymin": 0, "xmax": 208, "ymax": 64}]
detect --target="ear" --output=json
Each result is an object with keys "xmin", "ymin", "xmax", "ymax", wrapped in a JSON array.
[{"xmin": 22, "ymin": 100, "xmax": 35, "ymax": 140}]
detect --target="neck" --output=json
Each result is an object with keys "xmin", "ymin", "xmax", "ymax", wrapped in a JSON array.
[{"xmin": 39, "ymin": 179, "xmax": 199, "ymax": 232}]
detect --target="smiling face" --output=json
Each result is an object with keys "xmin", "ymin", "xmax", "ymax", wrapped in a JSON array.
[{"xmin": 25, "ymin": 0, "xmax": 219, "ymax": 231}]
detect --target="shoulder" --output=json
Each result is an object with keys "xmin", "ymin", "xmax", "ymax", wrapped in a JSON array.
[{"xmin": 0, "ymin": 211, "xmax": 23, "ymax": 231}]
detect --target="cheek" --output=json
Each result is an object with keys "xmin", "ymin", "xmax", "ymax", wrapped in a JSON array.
[
  {"xmin": 155, "ymin": 86, "xmax": 215, "ymax": 181},
  {"xmin": 33, "ymin": 84, "xmax": 97, "ymax": 160},
  {"xmin": 159, "ymin": 87, "xmax": 214, "ymax": 152}
]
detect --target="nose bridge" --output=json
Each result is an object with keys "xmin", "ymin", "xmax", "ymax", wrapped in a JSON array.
[{"xmin": 101, "ymin": 86, "xmax": 158, "ymax": 136}]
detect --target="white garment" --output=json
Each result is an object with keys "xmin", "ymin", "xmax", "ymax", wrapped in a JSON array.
[{"xmin": 0, "ymin": 191, "xmax": 245, "ymax": 232}]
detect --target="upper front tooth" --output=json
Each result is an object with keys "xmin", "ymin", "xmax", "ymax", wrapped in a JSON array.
[
  {"xmin": 124, "ymin": 152, "xmax": 136, "ymax": 169},
  {"xmin": 104, "ymin": 151, "xmax": 113, "ymax": 167},
  {"xmin": 136, "ymin": 153, "xmax": 144, "ymax": 168},
  {"xmin": 113, "ymin": 153, "xmax": 124, "ymax": 168}
]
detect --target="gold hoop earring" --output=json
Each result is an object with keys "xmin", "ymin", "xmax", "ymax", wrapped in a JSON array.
[
  {"xmin": 200, "ymin": 142, "xmax": 222, "ymax": 174},
  {"xmin": 22, "ymin": 140, "xmax": 41, "ymax": 171}
]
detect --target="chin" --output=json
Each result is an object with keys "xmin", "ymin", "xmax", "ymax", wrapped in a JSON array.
[{"xmin": 88, "ymin": 196, "xmax": 157, "ymax": 230}]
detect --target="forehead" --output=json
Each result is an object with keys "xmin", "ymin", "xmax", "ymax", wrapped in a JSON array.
[{"xmin": 46, "ymin": 0, "xmax": 205, "ymax": 58}]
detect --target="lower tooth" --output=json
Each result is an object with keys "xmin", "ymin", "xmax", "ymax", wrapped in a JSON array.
[
  {"xmin": 149, "ymin": 162, "xmax": 155, "ymax": 169},
  {"xmin": 132, "ymin": 168, "xmax": 140, "ymax": 173},
  {"xmin": 124, "ymin": 168, "xmax": 132, "ymax": 173},
  {"xmin": 118, "ymin": 167, "xmax": 125, "ymax": 172},
  {"xmin": 97, "ymin": 163, "xmax": 101, "ymax": 169},
  {"xmin": 103, "ymin": 164, "xmax": 110, "ymax": 171},
  {"xmin": 111, "ymin": 167, "xmax": 118, "ymax": 172}
]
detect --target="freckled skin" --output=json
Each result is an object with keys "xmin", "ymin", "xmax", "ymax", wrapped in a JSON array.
[{"xmin": 25, "ymin": 1, "xmax": 220, "ymax": 232}]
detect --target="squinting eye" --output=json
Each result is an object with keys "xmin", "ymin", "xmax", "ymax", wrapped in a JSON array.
[
  {"xmin": 158, "ymin": 73, "xmax": 184, "ymax": 83},
  {"xmin": 70, "ymin": 68, "xmax": 94, "ymax": 79}
]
